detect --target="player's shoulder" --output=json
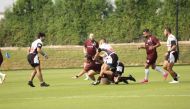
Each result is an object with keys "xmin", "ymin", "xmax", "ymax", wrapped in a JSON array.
[{"xmin": 168, "ymin": 34, "xmax": 177, "ymax": 40}]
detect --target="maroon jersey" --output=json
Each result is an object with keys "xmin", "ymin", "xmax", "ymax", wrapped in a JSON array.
[
  {"xmin": 84, "ymin": 39, "xmax": 99, "ymax": 57},
  {"xmin": 145, "ymin": 35, "xmax": 159, "ymax": 56},
  {"xmin": 144, "ymin": 35, "xmax": 159, "ymax": 64}
]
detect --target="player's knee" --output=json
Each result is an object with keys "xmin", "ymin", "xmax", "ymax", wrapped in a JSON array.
[
  {"xmin": 167, "ymin": 67, "xmax": 172, "ymax": 72},
  {"xmin": 163, "ymin": 66, "xmax": 167, "ymax": 70}
]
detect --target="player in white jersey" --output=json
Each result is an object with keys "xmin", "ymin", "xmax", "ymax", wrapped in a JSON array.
[
  {"xmin": 163, "ymin": 27, "xmax": 179, "ymax": 84},
  {"xmin": 27, "ymin": 32, "xmax": 49, "ymax": 87},
  {"xmin": 0, "ymin": 48, "xmax": 6, "ymax": 84}
]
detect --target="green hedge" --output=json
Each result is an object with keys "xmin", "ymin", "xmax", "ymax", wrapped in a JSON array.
[{"xmin": 0, "ymin": 0, "xmax": 190, "ymax": 46}]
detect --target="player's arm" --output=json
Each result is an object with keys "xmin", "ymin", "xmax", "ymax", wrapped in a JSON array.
[
  {"xmin": 138, "ymin": 45, "xmax": 146, "ymax": 49},
  {"xmin": 93, "ymin": 48, "xmax": 102, "ymax": 60},
  {"xmin": 72, "ymin": 70, "xmax": 87, "ymax": 79},
  {"xmin": 83, "ymin": 46, "xmax": 87, "ymax": 55},
  {"xmin": 152, "ymin": 41, "xmax": 161, "ymax": 49},
  {"xmin": 37, "ymin": 43, "xmax": 48, "ymax": 59},
  {"xmin": 169, "ymin": 40, "xmax": 177, "ymax": 51},
  {"xmin": 27, "ymin": 47, "xmax": 30, "ymax": 54}
]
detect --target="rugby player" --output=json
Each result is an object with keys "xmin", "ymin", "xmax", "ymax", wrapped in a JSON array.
[
  {"xmin": 138, "ymin": 29, "xmax": 168, "ymax": 83},
  {"xmin": 163, "ymin": 27, "xmax": 179, "ymax": 83},
  {"xmin": 92, "ymin": 39, "xmax": 136, "ymax": 85},
  {"xmin": 27, "ymin": 32, "xmax": 49, "ymax": 87},
  {"xmin": 100, "ymin": 61, "xmax": 136, "ymax": 85},
  {"xmin": 83, "ymin": 33, "xmax": 99, "ymax": 80},
  {"xmin": 0, "ymin": 48, "xmax": 6, "ymax": 84},
  {"xmin": 72, "ymin": 55, "xmax": 102, "ymax": 82}
]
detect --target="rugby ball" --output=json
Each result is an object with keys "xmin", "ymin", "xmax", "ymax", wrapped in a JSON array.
[{"xmin": 100, "ymin": 78, "xmax": 111, "ymax": 85}]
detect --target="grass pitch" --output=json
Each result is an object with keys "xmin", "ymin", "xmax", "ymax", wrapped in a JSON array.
[{"xmin": 0, "ymin": 66, "xmax": 190, "ymax": 109}]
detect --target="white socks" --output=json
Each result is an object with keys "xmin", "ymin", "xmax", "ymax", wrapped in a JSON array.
[
  {"xmin": 84, "ymin": 73, "xmax": 89, "ymax": 80},
  {"xmin": 0, "ymin": 72, "xmax": 4, "ymax": 76},
  {"xmin": 155, "ymin": 66, "xmax": 166, "ymax": 76},
  {"xmin": 144, "ymin": 69, "xmax": 150, "ymax": 80}
]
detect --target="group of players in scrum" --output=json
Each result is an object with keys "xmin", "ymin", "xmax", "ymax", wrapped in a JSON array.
[
  {"xmin": 0, "ymin": 27, "xmax": 179, "ymax": 86},
  {"xmin": 72, "ymin": 35, "xmax": 136, "ymax": 85}
]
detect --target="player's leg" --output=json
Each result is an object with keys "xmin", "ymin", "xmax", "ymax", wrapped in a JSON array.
[
  {"xmin": 88, "ymin": 70, "xmax": 98, "ymax": 81},
  {"xmin": 118, "ymin": 75, "xmax": 136, "ymax": 84},
  {"xmin": 35, "ymin": 65, "xmax": 49, "ymax": 87},
  {"xmin": 28, "ymin": 69, "xmax": 37, "ymax": 87},
  {"xmin": 0, "ymin": 72, "xmax": 6, "ymax": 84},
  {"xmin": 167, "ymin": 52, "xmax": 179, "ymax": 83},
  {"xmin": 167, "ymin": 63, "xmax": 179, "ymax": 83},
  {"xmin": 0, "ymin": 52, "xmax": 6, "ymax": 84},
  {"xmin": 72, "ymin": 69, "xmax": 87, "ymax": 79},
  {"xmin": 141, "ymin": 62, "xmax": 150, "ymax": 83},
  {"xmin": 92, "ymin": 63, "xmax": 110, "ymax": 85},
  {"xmin": 152, "ymin": 64, "xmax": 168, "ymax": 80}
]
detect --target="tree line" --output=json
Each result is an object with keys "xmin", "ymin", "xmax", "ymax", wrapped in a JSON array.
[{"xmin": 0, "ymin": 0, "xmax": 190, "ymax": 46}]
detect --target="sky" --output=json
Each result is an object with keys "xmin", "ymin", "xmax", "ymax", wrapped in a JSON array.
[{"xmin": 0, "ymin": 0, "xmax": 15, "ymax": 13}]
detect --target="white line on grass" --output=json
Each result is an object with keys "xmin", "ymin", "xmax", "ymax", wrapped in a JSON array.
[{"xmin": 4, "ymin": 95, "xmax": 190, "ymax": 100}]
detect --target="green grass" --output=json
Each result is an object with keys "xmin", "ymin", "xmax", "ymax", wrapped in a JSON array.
[{"xmin": 0, "ymin": 66, "xmax": 190, "ymax": 109}]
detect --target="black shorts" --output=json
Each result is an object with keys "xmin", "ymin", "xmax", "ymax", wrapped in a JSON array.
[
  {"xmin": 106, "ymin": 53, "xmax": 118, "ymax": 68},
  {"xmin": 112, "ymin": 62, "xmax": 125, "ymax": 76},
  {"xmin": 27, "ymin": 54, "xmax": 40, "ymax": 68},
  {"xmin": 0, "ymin": 52, "xmax": 3, "ymax": 66}
]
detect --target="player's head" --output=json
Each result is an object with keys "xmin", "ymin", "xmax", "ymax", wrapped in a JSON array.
[
  {"xmin": 164, "ymin": 27, "xmax": 172, "ymax": 37},
  {"xmin": 89, "ymin": 33, "xmax": 95, "ymax": 41},
  {"xmin": 143, "ymin": 29, "xmax": 151, "ymax": 37},
  {"xmin": 99, "ymin": 38, "xmax": 107, "ymax": 45},
  {"xmin": 38, "ymin": 32, "xmax": 45, "ymax": 41}
]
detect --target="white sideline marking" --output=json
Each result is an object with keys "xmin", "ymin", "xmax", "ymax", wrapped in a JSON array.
[{"xmin": 4, "ymin": 95, "xmax": 190, "ymax": 100}]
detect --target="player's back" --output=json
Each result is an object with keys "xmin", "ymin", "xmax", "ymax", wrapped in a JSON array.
[{"xmin": 29, "ymin": 39, "xmax": 42, "ymax": 54}]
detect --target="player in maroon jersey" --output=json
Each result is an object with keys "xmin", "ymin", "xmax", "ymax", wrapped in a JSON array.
[
  {"xmin": 83, "ymin": 33, "xmax": 99, "ymax": 80},
  {"xmin": 138, "ymin": 29, "xmax": 168, "ymax": 83},
  {"xmin": 72, "ymin": 55, "xmax": 102, "ymax": 82}
]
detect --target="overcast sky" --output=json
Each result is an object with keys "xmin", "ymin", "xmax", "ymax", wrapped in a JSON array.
[{"xmin": 0, "ymin": 0, "xmax": 15, "ymax": 13}]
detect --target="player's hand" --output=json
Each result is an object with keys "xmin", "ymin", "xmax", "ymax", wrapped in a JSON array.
[
  {"xmin": 149, "ymin": 46, "xmax": 155, "ymax": 50},
  {"xmin": 72, "ymin": 76, "xmax": 78, "ymax": 79}
]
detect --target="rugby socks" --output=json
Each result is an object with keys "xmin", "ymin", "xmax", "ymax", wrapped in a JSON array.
[
  {"xmin": 84, "ymin": 73, "xmax": 89, "ymax": 80},
  {"xmin": 155, "ymin": 66, "xmax": 166, "ymax": 75},
  {"xmin": 173, "ymin": 72, "xmax": 178, "ymax": 81},
  {"xmin": 0, "ymin": 72, "xmax": 4, "ymax": 76},
  {"xmin": 97, "ymin": 76, "xmax": 102, "ymax": 82},
  {"xmin": 144, "ymin": 69, "xmax": 149, "ymax": 80}
]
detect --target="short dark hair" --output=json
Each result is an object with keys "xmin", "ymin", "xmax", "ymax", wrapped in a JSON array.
[
  {"xmin": 165, "ymin": 27, "xmax": 172, "ymax": 33},
  {"xmin": 38, "ymin": 32, "xmax": 45, "ymax": 38},
  {"xmin": 143, "ymin": 29, "xmax": 150, "ymax": 33},
  {"xmin": 101, "ymin": 38, "xmax": 107, "ymax": 43}
]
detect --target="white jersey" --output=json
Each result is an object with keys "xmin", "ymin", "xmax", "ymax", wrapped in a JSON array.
[
  {"xmin": 29, "ymin": 39, "xmax": 43, "ymax": 54},
  {"xmin": 99, "ymin": 43, "xmax": 114, "ymax": 63},
  {"xmin": 167, "ymin": 34, "xmax": 177, "ymax": 51},
  {"xmin": 99, "ymin": 43, "xmax": 114, "ymax": 52}
]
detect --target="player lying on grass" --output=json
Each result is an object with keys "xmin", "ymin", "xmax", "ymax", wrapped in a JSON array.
[
  {"xmin": 95, "ymin": 61, "xmax": 136, "ymax": 85},
  {"xmin": 92, "ymin": 39, "xmax": 136, "ymax": 85}
]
